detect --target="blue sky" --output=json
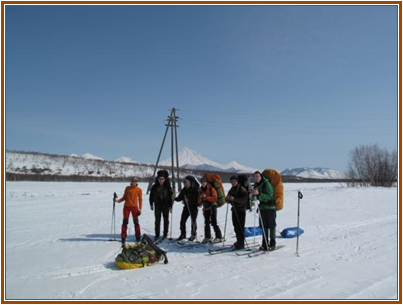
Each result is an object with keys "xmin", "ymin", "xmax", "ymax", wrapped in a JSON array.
[{"xmin": 6, "ymin": 5, "xmax": 397, "ymax": 172}]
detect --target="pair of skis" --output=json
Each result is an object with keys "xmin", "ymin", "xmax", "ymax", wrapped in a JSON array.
[
  {"xmin": 208, "ymin": 245, "xmax": 285, "ymax": 257},
  {"xmin": 176, "ymin": 238, "xmax": 223, "ymax": 248},
  {"xmin": 175, "ymin": 240, "xmax": 202, "ymax": 248},
  {"xmin": 236, "ymin": 245, "xmax": 286, "ymax": 257}
]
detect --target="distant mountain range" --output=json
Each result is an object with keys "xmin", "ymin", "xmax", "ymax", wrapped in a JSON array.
[
  {"xmin": 6, "ymin": 149, "xmax": 346, "ymax": 180},
  {"xmin": 281, "ymin": 167, "xmax": 346, "ymax": 179}
]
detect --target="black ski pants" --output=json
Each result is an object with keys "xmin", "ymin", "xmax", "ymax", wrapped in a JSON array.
[
  {"xmin": 203, "ymin": 205, "xmax": 222, "ymax": 239},
  {"xmin": 232, "ymin": 206, "xmax": 246, "ymax": 247},
  {"xmin": 259, "ymin": 209, "xmax": 277, "ymax": 248},
  {"xmin": 180, "ymin": 205, "xmax": 198, "ymax": 238},
  {"xmin": 154, "ymin": 203, "xmax": 170, "ymax": 238}
]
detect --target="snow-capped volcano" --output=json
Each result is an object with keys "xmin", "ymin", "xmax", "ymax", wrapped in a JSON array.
[
  {"xmin": 160, "ymin": 147, "xmax": 257, "ymax": 173},
  {"xmin": 281, "ymin": 167, "xmax": 346, "ymax": 179}
]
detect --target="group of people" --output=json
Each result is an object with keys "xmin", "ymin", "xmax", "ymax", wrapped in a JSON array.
[{"xmin": 114, "ymin": 171, "xmax": 278, "ymax": 251}]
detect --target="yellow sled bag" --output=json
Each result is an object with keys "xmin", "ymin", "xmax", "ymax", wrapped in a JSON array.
[{"xmin": 115, "ymin": 234, "xmax": 168, "ymax": 269}]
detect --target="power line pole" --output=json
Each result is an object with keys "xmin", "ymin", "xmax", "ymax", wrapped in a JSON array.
[{"xmin": 147, "ymin": 108, "xmax": 181, "ymax": 195}]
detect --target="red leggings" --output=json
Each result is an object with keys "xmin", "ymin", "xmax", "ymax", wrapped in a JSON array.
[{"xmin": 121, "ymin": 206, "xmax": 141, "ymax": 240}]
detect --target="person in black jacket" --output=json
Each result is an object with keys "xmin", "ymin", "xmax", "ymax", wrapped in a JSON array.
[
  {"xmin": 173, "ymin": 175, "xmax": 201, "ymax": 241},
  {"xmin": 149, "ymin": 170, "xmax": 173, "ymax": 241},
  {"xmin": 226, "ymin": 176, "xmax": 248, "ymax": 249}
]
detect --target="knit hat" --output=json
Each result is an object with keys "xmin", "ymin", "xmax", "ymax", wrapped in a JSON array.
[{"xmin": 157, "ymin": 169, "xmax": 169, "ymax": 179}]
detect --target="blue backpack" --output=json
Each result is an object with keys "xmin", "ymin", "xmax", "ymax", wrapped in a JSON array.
[{"xmin": 280, "ymin": 227, "xmax": 304, "ymax": 238}]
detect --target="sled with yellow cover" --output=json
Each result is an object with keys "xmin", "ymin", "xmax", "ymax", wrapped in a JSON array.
[{"xmin": 115, "ymin": 234, "xmax": 168, "ymax": 269}]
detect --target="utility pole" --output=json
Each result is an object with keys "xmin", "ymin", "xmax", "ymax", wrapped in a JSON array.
[{"xmin": 147, "ymin": 108, "xmax": 181, "ymax": 194}]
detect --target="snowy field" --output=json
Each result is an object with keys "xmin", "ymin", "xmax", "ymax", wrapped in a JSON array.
[{"xmin": 5, "ymin": 182, "xmax": 398, "ymax": 300}]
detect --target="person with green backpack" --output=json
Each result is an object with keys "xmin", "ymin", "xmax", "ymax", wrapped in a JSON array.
[{"xmin": 252, "ymin": 171, "xmax": 276, "ymax": 251}]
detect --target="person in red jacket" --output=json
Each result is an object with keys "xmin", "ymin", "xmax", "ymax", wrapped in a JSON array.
[
  {"xmin": 200, "ymin": 177, "xmax": 223, "ymax": 244},
  {"xmin": 115, "ymin": 177, "xmax": 143, "ymax": 246}
]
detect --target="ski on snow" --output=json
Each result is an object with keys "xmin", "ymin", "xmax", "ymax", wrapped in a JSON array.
[
  {"xmin": 208, "ymin": 246, "xmax": 235, "ymax": 255},
  {"xmin": 247, "ymin": 245, "xmax": 286, "ymax": 258},
  {"xmin": 176, "ymin": 240, "xmax": 203, "ymax": 248}
]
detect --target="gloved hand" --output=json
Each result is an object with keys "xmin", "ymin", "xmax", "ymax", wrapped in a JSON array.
[
  {"xmin": 150, "ymin": 204, "xmax": 154, "ymax": 211},
  {"xmin": 138, "ymin": 209, "xmax": 142, "ymax": 216}
]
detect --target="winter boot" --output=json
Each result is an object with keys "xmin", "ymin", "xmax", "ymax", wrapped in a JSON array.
[
  {"xmin": 188, "ymin": 235, "xmax": 196, "ymax": 242},
  {"xmin": 268, "ymin": 239, "xmax": 276, "ymax": 251},
  {"xmin": 121, "ymin": 238, "xmax": 126, "ymax": 248},
  {"xmin": 201, "ymin": 237, "xmax": 211, "ymax": 244},
  {"xmin": 259, "ymin": 244, "xmax": 268, "ymax": 251},
  {"xmin": 212, "ymin": 237, "xmax": 222, "ymax": 244},
  {"xmin": 177, "ymin": 234, "xmax": 186, "ymax": 241},
  {"xmin": 234, "ymin": 242, "xmax": 244, "ymax": 250}
]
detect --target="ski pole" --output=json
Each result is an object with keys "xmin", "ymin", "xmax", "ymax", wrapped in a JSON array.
[
  {"xmin": 257, "ymin": 203, "xmax": 269, "ymax": 251},
  {"xmin": 110, "ymin": 192, "xmax": 117, "ymax": 241},
  {"xmin": 169, "ymin": 192, "xmax": 174, "ymax": 240},
  {"xmin": 253, "ymin": 197, "xmax": 256, "ymax": 247},
  {"xmin": 296, "ymin": 191, "xmax": 303, "ymax": 257},
  {"xmin": 222, "ymin": 202, "xmax": 230, "ymax": 247}
]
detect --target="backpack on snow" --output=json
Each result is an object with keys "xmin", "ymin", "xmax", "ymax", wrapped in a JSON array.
[
  {"xmin": 237, "ymin": 175, "xmax": 252, "ymax": 211},
  {"xmin": 115, "ymin": 234, "xmax": 168, "ymax": 269},
  {"xmin": 261, "ymin": 169, "xmax": 284, "ymax": 211},
  {"xmin": 203, "ymin": 173, "xmax": 226, "ymax": 207}
]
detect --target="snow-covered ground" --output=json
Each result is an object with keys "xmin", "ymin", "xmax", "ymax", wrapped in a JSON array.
[{"xmin": 5, "ymin": 182, "xmax": 398, "ymax": 300}]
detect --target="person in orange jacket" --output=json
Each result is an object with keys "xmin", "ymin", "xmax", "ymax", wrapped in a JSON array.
[
  {"xmin": 200, "ymin": 177, "xmax": 222, "ymax": 244},
  {"xmin": 115, "ymin": 176, "xmax": 143, "ymax": 246}
]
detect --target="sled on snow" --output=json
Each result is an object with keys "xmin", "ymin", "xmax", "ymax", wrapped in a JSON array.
[{"xmin": 115, "ymin": 234, "xmax": 168, "ymax": 269}]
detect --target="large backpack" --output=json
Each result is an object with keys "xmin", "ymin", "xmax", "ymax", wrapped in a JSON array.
[
  {"xmin": 115, "ymin": 234, "xmax": 168, "ymax": 269},
  {"xmin": 261, "ymin": 169, "xmax": 284, "ymax": 211},
  {"xmin": 203, "ymin": 173, "xmax": 226, "ymax": 207},
  {"xmin": 237, "ymin": 175, "xmax": 252, "ymax": 211}
]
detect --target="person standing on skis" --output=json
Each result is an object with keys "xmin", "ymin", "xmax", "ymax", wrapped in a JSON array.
[
  {"xmin": 149, "ymin": 170, "xmax": 173, "ymax": 241},
  {"xmin": 200, "ymin": 177, "xmax": 222, "ymax": 244},
  {"xmin": 226, "ymin": 176, "xmax": 248, "ymax": 250},
  {"xmin": 115, "ymin": 176, "xmax": 142, "ymax": 246},
  {"xmin": 172, "ymin": 175, "xmax": 200, "ymax": 241},
  {"xmin": 252, "ymin": 171, "xmax": 276, "ymax": 251}
]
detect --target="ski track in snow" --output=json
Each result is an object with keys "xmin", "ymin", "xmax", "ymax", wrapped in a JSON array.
[{"xmin": 5, "ymin": 182, "xmax": 398, "ymax": 300}]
